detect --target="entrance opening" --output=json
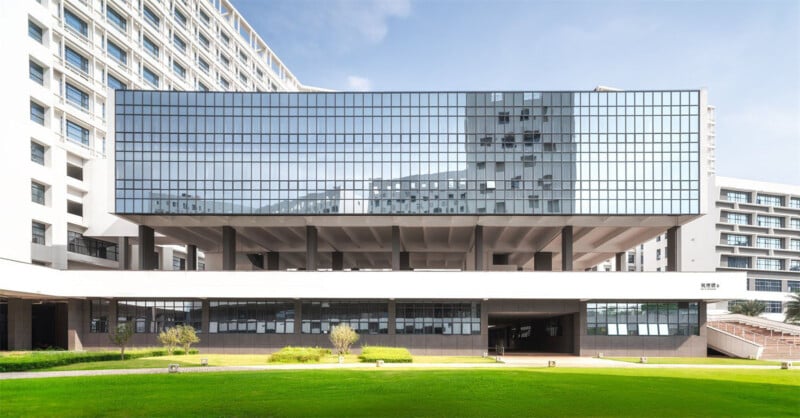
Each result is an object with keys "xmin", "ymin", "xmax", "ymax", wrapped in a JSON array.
[
  {"xmin": 31, "ymin": 303, "xmax": 68, "ymax": 350},
  {"xmin": 488, "ymin": 313, "xmax": 576, "ymax": 354}
]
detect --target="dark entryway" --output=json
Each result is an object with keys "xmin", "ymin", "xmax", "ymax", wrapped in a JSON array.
[
  {"xmin": 31, "ymin": 303, "xmax": 68, "ymax": 350},
  {"xmin": 488, "ymin": 313, "xmax": 576, "ymax": 354}
]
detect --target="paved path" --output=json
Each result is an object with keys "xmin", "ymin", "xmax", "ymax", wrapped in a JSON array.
[{"xmin": 0, "ymin": 356, "xmax": 789, "ymax": 380}]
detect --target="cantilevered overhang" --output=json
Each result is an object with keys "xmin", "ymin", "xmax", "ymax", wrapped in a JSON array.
[
  {"xmin": 0, "ymin": 258, "xmax": 744, "ymax": 302},
  {"xmin": 116, "ymin": 214, "xmax": 701, "ymax": 271}
]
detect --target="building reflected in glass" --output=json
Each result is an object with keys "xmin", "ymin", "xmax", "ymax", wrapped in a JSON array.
[{"xmin": 115, "ymin": 91, "xmax": 700, "ymax": 215}]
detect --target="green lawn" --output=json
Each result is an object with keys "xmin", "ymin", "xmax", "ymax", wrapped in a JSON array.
[
  {"xmin": 1, "ymin": 368, "xmax": 798, "ymax": 417},
  {"xmin": 607, "ymin": 357, "xmax": 782, "ymax": 365}
]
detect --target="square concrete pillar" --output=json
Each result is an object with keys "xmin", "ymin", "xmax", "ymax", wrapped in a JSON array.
[
  {"xmin": 267, "ymin": 252, "xmax": 280, "ymax": 271},
  {"xmin": 67, "ymin": 300, "xmax": 84, "ymax": 351},
  {"xmin": 666, "ymin": 226, "xmax": 679, "ymax": 272},
  {"xmin": 615, "ymin": 252, "xmax": 625, "ymax": 272},
  {"xmin": 8, "ymin": 299, "xmax": 32, "ymax": 350},
  {"xmin": 400, "ymin": 251, "xmax": 411, "ymax": 271},
  {"xmin": 332, "ymin": 251, "xmax": 344, "ymax": 271},
  {"xmin": 534, "ymin": 252, "xmax": 553, "ymax": 271},
  {"xmin": 391, "ymin": 226, "xmax": 401, "ymax": 271},
  {"xmin": 561, "ymin": 226, "xmax": 573, "ymax": 272},
  {"xmin": 474, "ymin": 225, "xmax": 484, "ymax": 271},
  {"xmin": 306, "ymin": 226, "xmax": 317, "ymax": 271},
  {"xmin": 118, "ymin": 237, "xmax": 131, "ymax": 270},
  {"xmin": 222, "ymin": 226, "xmax": 236, "ymax": 271},
  {"xmin": 186, "ymin": 245, "xmax": 197, "ymax": 271},
  {"xmin": 138, "ymin": 225, "xmax": 156, "ymax": 270}
]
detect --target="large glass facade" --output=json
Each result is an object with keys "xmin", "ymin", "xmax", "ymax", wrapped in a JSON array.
[
  {"xmin": 586, "ymin": 302, "xmax": 699, "ymax": 336},
  {"xmin": 115, "ymin": 91, "xmax": 701, "ymax": 215}
]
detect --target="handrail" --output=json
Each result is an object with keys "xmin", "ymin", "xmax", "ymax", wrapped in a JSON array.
[{"xmin": 709, "ymin": 313, "xmax": 800, "ymax": 336}]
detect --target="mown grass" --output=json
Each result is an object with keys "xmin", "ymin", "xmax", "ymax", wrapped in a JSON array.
[
  {"xmin": 1, "ymin": 368, "xmax": 797, "ymax": 417},
  {"xmin": 607, "ymin": 357, "xmax": 782, "ymax": 365}
]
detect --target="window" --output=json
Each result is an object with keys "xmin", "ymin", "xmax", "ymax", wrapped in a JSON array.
[
  {"xmin": 219, "ymin": 31, "xmax": 230, "ymax": 45},
  {"xmin": 764, "ymin": 301, "xmax": 783, "ymax": 314},
  {"xmin": 395, "ymin": 303, "xmax": 480, "ymax": 335},
  {"xmin": 725, "ymin": 190, "xmax": 749, "ymax": 203},
  {"xmin": 219, "ymin": 76, "xmax": 229, "ymax": 89},
  {"xmin": 791, "ymin": 219, "xmax": 800, "ymax": 230},
  {"xmin": 172, "ymin": 61, "xmax": 186, "ymax": 78},
  {"xmin": 142, "ymin": 66, "xmax": 159, "ymax": 87},
  {"xmin": 106, "ymin": 40, "xmax": 127, "ymax": 64},
  {"xmin": 68, "ymin": 230, "xmax": 118, "ymax": 260},
  {"xmin": 790, "ymin": 198, "xmax": 800, "ymax": 209},
  {"xmin": 64, "ymin": 9, "xmax": 88, "ymax": 37},
  {"xmin": 219, "ymin": 53, "xmax": 230, "ymax": 67},
  {"xmin": 173, "ymin": 34, "xmax": 186, "ymax": 53},
  {"xmin": 172, "ymin": 256, "xmax": 185, "ymax": 270},
  {"xmin": 197, "ymin": 57, "xmax": 209, "ymax": 73},
  {"xmin": 107, "ymin": 73, "xmax": 126, "ymax": 90},
  {"xmin": 31, "ymin": 142, "xmax": 45, "ymax": 165},
  {"xmin": 238, "ymin": 72, "xmax": 248, "ymax": 84},
  {"xmin": 142, "ymin": 36, "xmax": 159, "ymax": 57},
  {"xmin": 30, "ymin": 101, "xmax": 45, "ymax": 125},
  {"xmin": 791, "ymin": 260, "xmax": 800, "ymax": 272},
  {"xmin": 790, "ymin": 239, "xmax": 800, "ymax": 251},
  {"xmin": 66, "ymin": 119, "xmax": 89, "ymax": 145},
  {"xmin": 89, "ymin": 300, "xmax": 109, "ymax": 333},
  {"xmin": 586, "ymin": 302, "xmax": 700, "ymax": 336},
  {"xmin": 142, "ymin": 6, "xmax": 160, "ymax": 29},
  {"xmin": 67, "ymin": 163, "xmax": 83, "ymax": 180},
  {"xmin": 726, "ymin": 234, "xmax": 750, "ymax": 246},
  {"xmin": 302, "ymin": 301, "xmax": 388, "ymax": 334},
  {"xmin": 67, "ymin": 200, "xmax": 83, "ymax": 216},
  {"xmin": 210, "ymin": 301, "xmax": 294, "ymax": 334},
  {"xmin": 754, "ymin": 279, "xmax": 782, "ymax": 292},
  {"xmin": 498, "ymin": 111, "xmax": 510, "ymax": 124},
  {"xmin": 757, "ymin": 215, "xmax": 783, "ymax": 228},
  {"xmin": 174, "ymin": 8, "xmax": 187, "ymax": 27},
  {"xmin": 788, "ymin": 281, "xmax": 800, "ymax": 293},
  {"xmin": 65, "ymin": 83, "xmax": 89, "ymax": 110},
  {"xmin": 197, "ymin": 81, "xmax": 208, "ymax": 92},
  {"xmin": 117, "ymin": 300, "xmax": 201, "ymax": 333},
  {"xmin": 724, "ymin": 212, "xmax": 749, "ymax": 225},
  {"xmin": 756, "ymin": 236, "xmax": 782, "ymax": 250},
  {"xmin": 726, "ymin": 256, "xmax": 750, "ymax": 269},
  {"xmin": 198, "ymin": 9, "xmax": 210, "ymax": 26},
  {"xmin": 756, "ymin": 194, "xmax": 783, "ymax": 207},
  {"xmin": 520, "ymin": 108, "xmax": 530, "ymax": 121},
  {"xmin": 756, "ymin": 258, "xmax": 783, "ymax": 271},
  {"xmin": 106, "ymin": 6, "xmax": 126, "ymax": 31},
  {"xmin": 29, "ymin": 60, "xmax": 44, "ymax": 84},
  {"xmin": 31, "ymin": 181, "xmax": 45, "ymax": 204},
  {"xmin": 32, "ymin": 221, "xmax": 46, "ymax": 244},
  {"xmin": 28, "ymin": 20, "xmax": 43, "ymax": 43},
  {"xmin": 656, "ymin": 249, "xmax": 662, "ymax": 260},
  {"xmin": 198, "ymin": 32, "xmax": 210, "ymax": 49},
  {"xmin": 65, "ymin": 46, "xmax": 89, "ymax": 74}
]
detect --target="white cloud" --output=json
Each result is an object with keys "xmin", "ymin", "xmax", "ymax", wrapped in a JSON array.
[
  {"xmin": 331, "ymin": 0, "xmax": 411, "ymax": 44},
  {"xmin": 347, "ymin": 76, "xmax": 372, "ymax": 91}
]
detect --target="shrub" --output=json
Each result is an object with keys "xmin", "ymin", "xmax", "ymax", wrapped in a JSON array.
[
  {"xmin": 358, "ymin": 346, "xmax": 413, "ymax": 363},
  {"xmin": 109, "ymin": 323, "xmax": 134, "ymax": 360},
  {"xmin": 0, "ymin": 349, "xmax": 168, "ymax": 372},
  {"xmin": 176, "ymin": 325, "xmax": 200, "ymax": 355},
  {"xmin": 329, "ymin": 324, "xmax": 359, "ymax": 355},
  {"xmin": 158, "ymin": 328, "xmax": 180, "ymax": 355},
  {"xmin": 268, "ymin": 347, "xmax": 330, "ymax": 363}
]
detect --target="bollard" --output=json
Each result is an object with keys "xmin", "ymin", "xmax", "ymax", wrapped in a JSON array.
[
  {"xmin": 781, "ymin": 361, "xmax": 792, "ymax": 370},
  {"xmin": 640, "ymin": 357, "xmax": 648, "ymax": 364},
  {"xmin": 376, "ymin": 360, "xmax": 384, "ymax": 367},
  {"xmin": 597, "ymin": 352, "xmax": 604, "ymax": 358},
  {"xmin": 200, "ymin": 358, "xmax": 208, "ymax": 367},
  {"xmin": 168, "ymin": 364, "xmax": 180, "ymax": 373},
  {"xmin": 548, "ymin": 360, "xmax": 557, "ymax": 368}
]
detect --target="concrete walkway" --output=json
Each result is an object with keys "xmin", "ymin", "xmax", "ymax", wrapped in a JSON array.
[{"xmin": 0, "ymin": 356, "xmax": 789, "ymax": 380}]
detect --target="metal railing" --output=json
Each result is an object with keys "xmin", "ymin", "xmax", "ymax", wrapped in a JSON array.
[{"xmin": 708, "ymin": 322, "xmax": 795, "ymax": 358}]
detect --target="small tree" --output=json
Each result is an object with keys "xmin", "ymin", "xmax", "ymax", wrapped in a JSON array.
[
  {"xmin": 329, "ymin": 323, "xmax": 359, "ymax": 355},
  {"xmin": 729, "ymin": 300, "xmax": 766, "ymax": 317},
  {"xmin": 177, "ymin": 324, "xmax": 200, "ymax": 354},
  {"xmin": 109, "ymin": 323, "xmax": 134, "ymax": 360},
  {"xmin": 158, "ymin": 327, "xmax": 180, "ymax": 355},
  {"xmin": 784, "ymin": 293, "xmax": 800, "ymax": 324}
]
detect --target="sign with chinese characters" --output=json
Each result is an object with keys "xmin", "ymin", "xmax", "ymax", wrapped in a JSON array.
[{"xmin": 701, "ymin": 283, "xmax": 720, "ymax": 290}]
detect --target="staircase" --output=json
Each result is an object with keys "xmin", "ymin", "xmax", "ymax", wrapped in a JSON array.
[{"xmin": 708, "ymin": 314, "xmax": 800, "ymax": 360}]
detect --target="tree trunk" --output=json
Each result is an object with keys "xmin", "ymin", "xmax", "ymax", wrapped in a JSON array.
[{"xmin": 120, "ymin": 346, "xmax": 125, "ymax": 361}]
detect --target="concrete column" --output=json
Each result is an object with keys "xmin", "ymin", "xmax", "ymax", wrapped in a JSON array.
[
  {"xmin": 222, "ymin": 226, "xmax": 237, "ymax": 271},
  {"xmin": 534, "ymin": 252, "xmax": 553, "ymax": 271},
  {"xmin": 108, "ymin": 299, "xmax": 118, "ymax": 333},
  {"xmin": 666, "ymin": 226, "xmax": 679, "ymax": 272},
  {"xmin": 331, "ymin": 251, "xmax": 344, "ymax": 271},
  {"xmin": 67, "ymin": 300, "xmax": 83, "ymax": 351},
  {"xmin": 400, "ymin": 251, "xmax": 411, "ymax": 271},
  {"xmin": 118, "ymin": 237, "xmax": 131, "ymax": 270},
  {"xmin": 138, "ymin": 225, "xmax": 156, "ymax": 270},
  {"xmin": 391, "ymin": 226, "xmax": 401, "ymax": 271},
  {"xmin": 474, "ymin": 225, "xmax": 484, "ymax": 271},
  {"xmin": 561, "ymin": 226, "xmax": 573, "ymax": 272},
  {"xmin": 294, "ymin": 301, "xmax": 303, "ymax": 335},
  {"xmin": 186, "ymin": 245, "xmax": 197, "ymax": 271},
  {"xmin": 267, "ymin": 252, "xmax": 280, "ymax": 271},
  {"xmin": 306, "ymin": 226, "xmax": 317, "ymax": 271},
  {"xmin": 8, "ymin": 299, "xmax": 31, "ymax": 350},
  {"xmin": 615, "ymin": 252, "xmax": 625, "ymax": 272},
  {"xmin": 201, "ymin": 300, "xmax": 210, "ymax": 334}
]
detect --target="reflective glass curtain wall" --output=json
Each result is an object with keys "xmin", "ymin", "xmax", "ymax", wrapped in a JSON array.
[{"xmin": 115, "ymin": 91, "xmax": 701, "ymax": 215}]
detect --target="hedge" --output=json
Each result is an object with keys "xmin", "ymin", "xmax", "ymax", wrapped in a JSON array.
[
  {"xmin": 358, "ymin": 346, "xmax": 413, "ymax": 363},
  {"xmin": 268, "ymin": 346, "xmax": 331, "ymax": 363},
  {"xmin": 0, "ymin": 348, "xmax": 197, "ymax": 372}
]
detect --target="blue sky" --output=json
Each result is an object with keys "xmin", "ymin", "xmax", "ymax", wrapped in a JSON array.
[{"xmin": 232, "ymin": 0, "xmax": 799, "ymax": 184}]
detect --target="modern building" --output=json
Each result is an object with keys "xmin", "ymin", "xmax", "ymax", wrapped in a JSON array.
[
  {"xmin": 628, "ymin": 176, "xmax": 800, "ymax": 321},
  {"xmin": 1, "ymin": 87, "xmax": 749, "ymax": 356},
  {"xmin": 1, "ymin": 0, "xmax": 308, "ymax": 274}
]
